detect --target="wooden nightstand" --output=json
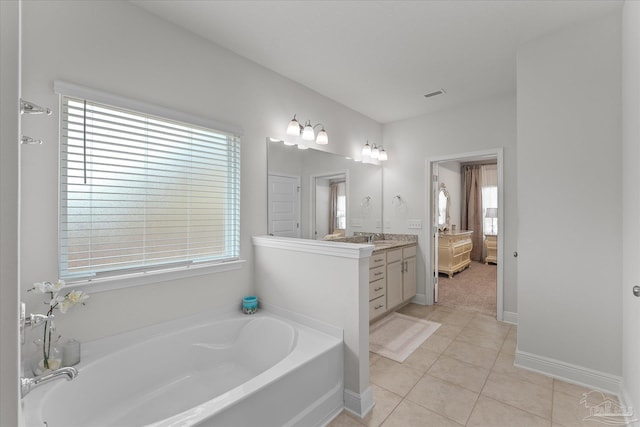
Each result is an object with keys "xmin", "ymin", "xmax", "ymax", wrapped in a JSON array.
[{"xmin": 485, "ymin": 234, "xmax": 497, "ymax": 264}]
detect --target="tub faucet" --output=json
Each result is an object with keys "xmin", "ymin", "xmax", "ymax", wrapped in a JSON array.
[{"xmin": 21, "ymin": 366, "xmax": 79, "ymax": 398}]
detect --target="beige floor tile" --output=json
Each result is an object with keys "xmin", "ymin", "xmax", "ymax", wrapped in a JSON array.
[
  {"xmin": 356, "ymin": 384, "xmax": 403, "ymax": 427},
  {"xmin": 441, "ymin": 310, "xmax": 475, "ymax": 327},
  {"xmin": 427, "ymin": 308, "xmax": 456, "ymax": 324},
  {"xmin": 420, "ymin": 333, "xmax": 454, "ymax": 354},
  {"xmin": 456, "ymin": 326, "xmax": 506, "ymax": 351},
  {"xmin": 397, "ymin": 303, "xmax": 436, "ymax": 319},
  {"xmin": 500, "ymin": 335, "xmax": 517, "ymax": 355},
  {"xmin": 434, "ymin": 323, "xmax": 464, "ymax": 340},
  {"xmin": 467, "ymin": 395, "xmax": 551, "ymax": 427},
  {"xmin": 482, "ymin": 371, "xmax": 553, "ymax": 419},
  {"xmin": 551, "ymin": 389, "xmax": 625, "ymax": 427},
  {"xmin": 370, "ymin": 352, "xmax": 381, "ymax": 366},
  {"xmin": 403, "ymin": 346, "xmax": 440, "ymax": 374},
  {"xmin": 328, "ymin": 411, "xmax": 365, "ymax": 426},
  {"xmin": 553, "ymin": 380, "xmax": 618, "ymax": 403},
  {"xmin": 427, "ymin": 355, "xmax": 490, "ymax": 392},
  {"xmin": 370, "ymin": 357, "xmax": 424, "ymax": 397},
  {"xmin": 467, "ymin": 314, "xmax": 511, "ymax": 337},
  {"xmin": 443, "ymin": 339, "xmax": 500, "ymax": 369},
  {"xmin": 493, "ymin": 351, "xmax": 553, "ymax": 387},
  {"xmin": 381, "ymin": 399, "xmax": 463, "ymax": 427},
  {"xmin": 406, "ymin": 374, "xmax": 479, "ymax": 425}
]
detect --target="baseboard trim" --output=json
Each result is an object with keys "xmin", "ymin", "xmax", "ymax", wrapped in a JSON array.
[
  {"xmin": 343, "ymin": 387, "xmax": 374, "ymax": 419},
  {"xmin": 515, "ymin": 349, "xmax": 622, "ymax": 396},
  {"xmin": 502, "ymin": 311, "xmax": 518, "ymax": 325},
  {"xmin": 411, "ymin": 293, "xmax": 428, "ymax": 305}
]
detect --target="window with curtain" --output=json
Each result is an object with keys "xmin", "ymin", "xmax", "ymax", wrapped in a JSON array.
[
  {"xmin": 59, "ymin": 95, "xmax": 241, "ymax": 282},
  {"xmin": 481, "ymin": 164, "xmax": 498, "ymax": 235},
  {"xmin": 336, "ymin": 182, "xmax": 346, "ymax": 230}
]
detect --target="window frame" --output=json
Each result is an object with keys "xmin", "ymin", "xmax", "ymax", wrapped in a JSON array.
[{"xmin": 54, "ymin": 81, "xmax": 245, "ymax": 293}]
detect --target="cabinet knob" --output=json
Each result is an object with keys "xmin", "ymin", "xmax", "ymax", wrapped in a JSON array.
[
  {"xmin": 513, "ymin": 251, "xmax": 518, "ymax": 258},
  {"xmin": 633, "ymin": 285, "xmax": 640, "ymax": 297}
]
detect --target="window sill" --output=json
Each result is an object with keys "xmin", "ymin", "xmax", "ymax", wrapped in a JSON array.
[{"xmin": 63, "ymin": 260, "xmax": 246, "ymax": 294}]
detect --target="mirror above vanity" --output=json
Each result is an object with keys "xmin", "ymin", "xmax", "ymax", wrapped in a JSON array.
[{"xmin": 267, "ymin": 138, "xmax": 382, "ymax": 240}]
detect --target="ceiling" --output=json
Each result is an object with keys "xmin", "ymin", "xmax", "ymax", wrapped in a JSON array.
[{"xmin": 132, "ymin": 0, "xmax": 622, "ymax": 124}]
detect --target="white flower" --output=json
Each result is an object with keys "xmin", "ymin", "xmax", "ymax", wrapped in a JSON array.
[
  {"xmin": 33, "ymin": 280, "xmax": 65, "ymax": 294},
  {"xmin": 58, "ymin": 290, "xmax": 89, "ymax": 314}
]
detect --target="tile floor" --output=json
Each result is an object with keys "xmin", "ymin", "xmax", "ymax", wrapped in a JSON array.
[{"xmin": 328, "ymin": 303, "xmax": 625, "ymax": 427}]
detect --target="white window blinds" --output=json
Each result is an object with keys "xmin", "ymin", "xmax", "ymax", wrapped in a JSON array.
[{"xmin": 59, "ymin": 95, "xmax": 240, "ymax": 281}]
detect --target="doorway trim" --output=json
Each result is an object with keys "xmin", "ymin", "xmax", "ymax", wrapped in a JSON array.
[{"xmin": 425, "ymin": 148, "xmax": 504, "ymax": 321}]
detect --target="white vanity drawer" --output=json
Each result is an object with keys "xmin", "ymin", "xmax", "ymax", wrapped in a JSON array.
[
  {"xmin": 403, "ymin": 245, "xmax": 417, "ymax": 258},
  {"xmin": 369, "ymin": 265, "xmax": 386, "ymax": 282},
  {"xmin": 369, "ymin": 296, "xmax": 386, "ymax": 320},
  {"xmin": 369, "ymin": 278, "xmax": 386, "ymax": 301},
  {"xmin": 370, "ymin": 252, "xmax": 386, "ymax": 268},
  {"xmin": 386, "ymin": 248, "xmax": 402, "ymax": 263}
]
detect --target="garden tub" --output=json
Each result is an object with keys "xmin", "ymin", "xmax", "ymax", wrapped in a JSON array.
[{"xmin": 23, "ymin": 307, "xmax": 343, "ymax": 427}]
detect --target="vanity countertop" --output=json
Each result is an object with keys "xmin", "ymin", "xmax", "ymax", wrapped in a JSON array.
[{"xmin": 372, "ymin": 240, "xmax": 417, "ymax": 253}]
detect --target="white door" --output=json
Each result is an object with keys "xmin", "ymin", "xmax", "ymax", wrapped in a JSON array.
[
  {"xmin": 268, "ymin": 174, "xmax": 300, "ymax": 238},
  {"xmin": 432, "ymin": 164, "xmax": 440, "ymax": 303}
]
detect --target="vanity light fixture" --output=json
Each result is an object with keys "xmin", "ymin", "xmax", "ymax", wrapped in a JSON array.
[
  {"xmin": 286, "ymin": 114, "xmax": 328, "ymax": 145},
  {"xmin": 371, "ymin": 145, "xmax": 380, "ymax": 160},
  {"xmin": 362, "ymin": 141, "xmax": 372, "ymax": 157},
  {"xmin": 362, "ymin": 140, "xmax": 388, "ymax": 161}
]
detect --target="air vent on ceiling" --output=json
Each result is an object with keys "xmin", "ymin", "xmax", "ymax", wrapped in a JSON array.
[{"xmin": 424, "ymin": 89, "xmax": 446, "ymax": 99}]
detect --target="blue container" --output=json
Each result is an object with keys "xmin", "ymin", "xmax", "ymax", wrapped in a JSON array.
[{"xmin": 242, "ymin": 296, "xmax": 258, "ymax": 314}]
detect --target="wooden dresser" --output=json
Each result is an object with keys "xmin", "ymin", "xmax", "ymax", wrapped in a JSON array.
[
  {"xmin": 485, "ymin": 234, "xmax": 497, "ymax": 264},
  {"xmin": 438, "ymin": 231, "xmax": 473, "ymax": 278}
]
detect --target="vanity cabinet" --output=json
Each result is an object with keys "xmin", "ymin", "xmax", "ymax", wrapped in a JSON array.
[
  {"xmin": 485, "ymin": 234, "xmax": 497, "ymax": 264},
  {"xmin": 386, "ymin": 249, "xmax": 403, "ymax": 310},
  {"xmin": 370, "ymin": 243, "xmax": 417, "ymax": 321},
  {"xmin": 438, "ymin": 231, "xmax": 473, "ymax": 278},
  {"xmin": 402, "ymin": 245, "xmax": 417, "ymax": 300}
]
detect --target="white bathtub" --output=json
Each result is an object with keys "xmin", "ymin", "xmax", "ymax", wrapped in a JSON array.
[{"xmin": 23, "ymin": 307, "xmax": 344, "ymax": 427}]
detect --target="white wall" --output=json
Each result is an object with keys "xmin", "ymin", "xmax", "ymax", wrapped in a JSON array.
[
  {"xmin": 516, "ymin": 12, "xmax": 622, "ymax": 385},
  {"xmin": 253, "ymin": 237, "xmax": 373, "ymax": 416},
  {"xmin": 0, "ymin": 1, "xmax": 22, "ymax": 424},
  {"xmin": 383, "ymin": 95, "xmax": 517, "ymax": 314},
  {"xmin": 622, "ymin": 0, "xmax": 640, "ymax": 414},
  {"xmin": 438, "ymin": 161, "xmax": 461, "ymax": 229},
  {"xmin": 18, "ymin": 1, "xmax": 381, "ymax": 343}
]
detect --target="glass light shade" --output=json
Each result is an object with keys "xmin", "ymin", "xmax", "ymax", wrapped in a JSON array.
[
  {"xmin": 315, "ymin": 129, "xmax": 328, "ymax": 145},
  {"xmin": 371, "ymin": 145, "xmax": 380, "ymax": 159},
  {"xmin": 378, "ymin": 148, "xmax": 388, "ymax": 161},
  {"xmin": 287, "ymin": 116, "xmax": 301, "ymax": 136},
  {"xmin": 302, "ymin": 121, "xmax": 315, "ymax": 141},
  {"xmin": 362, "ymin": 142, "xmax": 371, "ymax": 156},
  {"xmin": 297, "ymin": 143, "xmax": 308, "ymax": 150},
  {"xmin": 283, "ymin": 140, "xmax": 297, "ymax": 146}
]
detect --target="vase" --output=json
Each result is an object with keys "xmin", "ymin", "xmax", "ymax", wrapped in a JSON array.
[{"xmin": 31, "ymin": 339, "xmax": 62, "ymax": 376}]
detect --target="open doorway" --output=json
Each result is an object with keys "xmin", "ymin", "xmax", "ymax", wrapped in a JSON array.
[
  {"xmin": 426, "ymin": 149, "xmax": 504, "ymax": 320},
  {"xmin": 311, "ymin": 172, "xmax": 347, "ymax": 240}
]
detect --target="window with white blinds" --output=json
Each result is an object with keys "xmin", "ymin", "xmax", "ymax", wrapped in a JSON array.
[{"xmin": 59, "ymin": 95, "xmax": 241, "ymax": 282}]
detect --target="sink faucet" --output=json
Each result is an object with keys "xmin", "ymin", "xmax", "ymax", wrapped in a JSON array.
[{"xmin": 21, "ymin": 366, "xmax": 79, "ymax": 398}]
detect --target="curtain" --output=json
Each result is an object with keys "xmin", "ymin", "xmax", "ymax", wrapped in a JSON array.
[
  {"xmin": 462, "ymin": 165, "xmax": 484, "ymax": 261},
  {"xmin": 329, "ymin": 182, "xmax": 339, "ymax": 234}
]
